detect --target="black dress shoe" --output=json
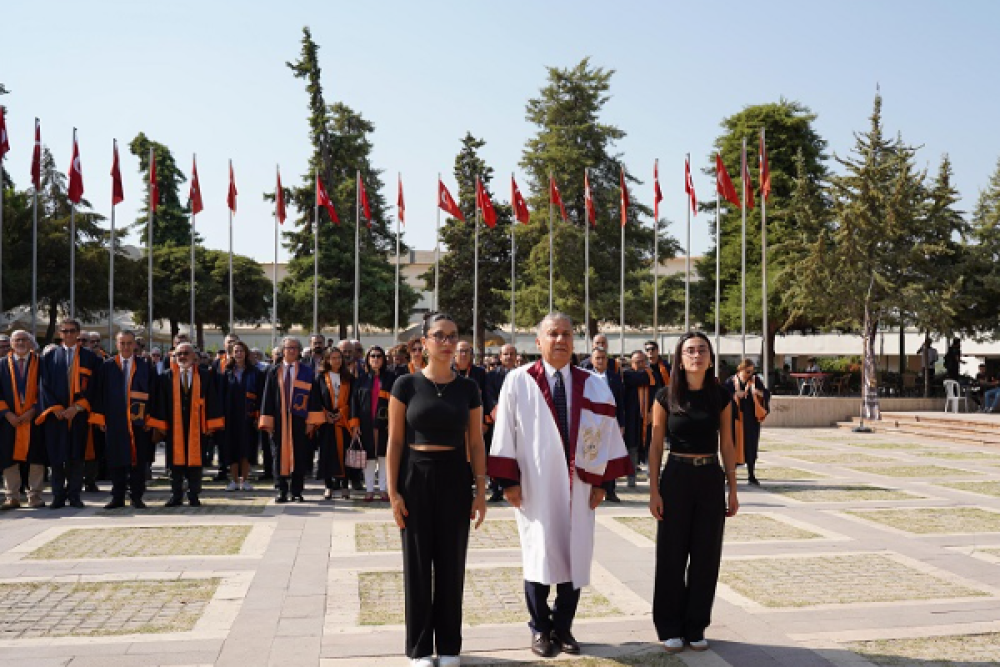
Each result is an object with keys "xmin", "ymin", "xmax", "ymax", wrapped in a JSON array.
[
  {"xmin": 552, "ymin": 629, "xmax": 580, "ymax": 655},
  {"xmin": 188, "ymin": 497, "xmax": 202, "ymax": 507},
  {"xmin": 488, "ymin": 491, "xmax": 505, "ymax": 503},
  {"xmin": 164, "ymin": 496, "xmax": 183, "ymax": 508},
  {"xmin": 50, "ymin": 498, "xmax": 66, "ymax": 510},
  {"xmin": 275, "ymin": 493, "xmax": 289, "ymax": 503},
  {"xmin": 605, "ymin": 490, "xmax": 622, "ymax": 503},
  {"xmin": 292, "ymin": 494, "xmax": 305, "ymax": 503},
  {"xmin": 69, "ymin": 498, "xmax": 85, "ymax": 509},
  {"xmin": 748, "ymin": 476, "xmax": 761, "ymax": 486},
  {"xmin": 131, "ymin": 499, "xmax": 147, "ymax": 509},
  {"xmin": 84, "ymin": 482, "xmax": 100, "ymax": 493},
  {"xmin": 104, "ymin": 499, "xmax": 125, "ymax": 510},
  {"xmin": 531, "ymin": 631, "xmax": 557, "ymax": 658}
]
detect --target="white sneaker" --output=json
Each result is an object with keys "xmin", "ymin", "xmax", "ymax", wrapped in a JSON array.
[
  {"xmin": 689, "ymin": 638, "xmax": 709, "ymax": 651},
  {"xmin": 438, "ymin": 656, "xmax": 461, "ymax": 667},
  {"xmin": 662, "ymin": 637, "xmax": 685, "ymax": 653},
  {"xmin": 410, "ymin": 658, "xmax": 435, "ymax": 667},
  {"xmin": 242, "ymin": 480, "xmax": 254, "ymax": 491},
  {"xmin": 225, "ymin": 481, "xmax": 237, "ymax": 492}
]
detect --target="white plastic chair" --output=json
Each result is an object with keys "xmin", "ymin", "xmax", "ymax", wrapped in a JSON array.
[{"xmin": 943, "ymin": 380, "xmax": 968, "ymax": 413}]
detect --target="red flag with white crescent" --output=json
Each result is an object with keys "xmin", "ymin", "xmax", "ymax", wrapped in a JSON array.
[
  {"xmin": 511, "ymin": 176, "xmax": 530, "ymax": 224},
  {"xmin": 437, "ymin": 179, "xmax": 465, "ymax": 222},
  {"xmin": 189, "ymin": 156, "xmax": 204, "ymax": 215},
  {"xmin": 110, "ymin": 140, "xmax": 124, "ymax": 206},
  {"xmin": 759, "ymin": 129, "xmax": 771, "ymax": 201},
  {"xmin": 742, "ymin": 143, "xmax": 755, "ymax": 210},
  {"xmin": 316, "ymin": 174, "xmax": 339, "ymax": 224},
  {"xmin": 549, "ymin": 175, "xmax": 567, "ymax": 222},
  {"xmin": 149, "ymin": 151, "xmax": 159, "ymax": 213},
  {"xmin": 619, "ymin": 166, "xmax": 629, "ymax": 227},
  {"xmin": 716, "ymin": 153, "xmax": 740, "ymax": 208},
  {"xmin": 68, "ymin": 133, "xmax": 84, "ymax": 204},
  {"xmin": 684, "ymin": 156, "xmax": 698, "ymax": 217},
  {"xmin": 276, "ymin": 169, "xmax": 287, "ymax": 224},
  {"xmin": 654, "ymin": 160, "xmax": 663, "ymax": 221},
  {"xmin": 584, "ymin": 170, "xmax": 596, "ymax": 227},
  {"xmin": 476, "ymin": 177, "xmax": 497, "ymax": 228},
  {"xmin": 227, "ymin": 162, "xmax": 238, "ymax": 213},
  {"xmin": 0, "ymin": 108, "xmax": 10, "ymax": 158},
  {"xmin": 359, "ymin": 175, "xmax": 372, "ymax": 228},
  {"xmin": 397, "ymin": 174, "xmax": 405, "ymax": 224},
  {"xmin": 30, "ymin": 119, "xmax": 41, "ymax": 190}
]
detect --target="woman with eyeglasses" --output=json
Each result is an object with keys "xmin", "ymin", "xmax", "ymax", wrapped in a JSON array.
[
  {"xmin": 725, "ymin": 359, "xmax": 770, "ymax": 486},
  {"xmin": 406, "ymin": 338, "xmax": 426, "ymax": 374},
  {"xmin": 307, "ymin": 347, "xmax": 358, "ymax": 500},
  {"xmin": 647, "ymin": 332, "xmax": 738, "ymax": 654},
  {"xmin": 387, "ymin": 312, "xmax": 487, "ymax": 667},
  {"xmin": 351, "ymin": 345, "xmax": 395, "ymax": 502}
]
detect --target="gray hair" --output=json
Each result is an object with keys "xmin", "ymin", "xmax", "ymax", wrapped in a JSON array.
[
  {"xmin": 537, "ymin": 311, "xmax": 573, "ymax": 336},
  {"xmin": 282, "ymin": 336, "xmax": 302, "ymax": 350}
]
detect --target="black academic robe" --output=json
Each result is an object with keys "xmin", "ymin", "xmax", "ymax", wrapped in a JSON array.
[
  {"xmin": 221, "ymin": 365, "xmax": 263, "ymax": 465},
  {"xmin": 259, "ymin": 362, "xmax": 314, "ymax": 477},
  {"xmin": 454, "ymin": 364, "xmax": 487, "ymax": 397},
  {"xmin": 148, "ymin": 367, "xmax": 224, "ymax": 468},
  {"xmin": 351, "ymin": 370, "xmax": 394, "ymax": 458},
  {"xmin": 88, "ymin": 355, "xmax": 156, "ymax": 468},
  {"xmin": 483, "ymin": 366, "xmax": 512, "ymax": 446},
  {"xmin": 0, "ymin": 353, "xmax": 45, "ymax": 468},
  {"xmin": 38, "ymin": 344, "xmax": 99, "ymax": 465},
  {"xmin": 308, "ymin": 371, "xmax": 357, "ymax": 479},
  {"xmin": 726, "ymin": 374, "xmax": 771, "ymax": 465},
  {"xmin": 622, "ymin": 368, "xmax": 656, "ymax": 451},
  {"xmin": 648, "ymin": 358, "xmax": 671, "ymax": 391}
]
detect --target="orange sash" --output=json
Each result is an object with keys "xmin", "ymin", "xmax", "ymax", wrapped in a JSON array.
[
  {"xmin": 119, "ymin": 356, "xmax": 138, "ymax": 465},
  {"xmin": 276, "ymin": 363, "xmax": 296, "ymax": 476},
  {"xmin": 172, "ymin": 368, "xmax": 204, "ymax": 467},
  {"xmin": 733, "ymin": 379, "xmax": 746, "ymax": 465},
  {"xmin": 4, "ymin": 353, "xmax": 40, "ymax": 461},
  {"xmin": 639, "ymin": 368, "xmax": 655, "ymax": 449}
]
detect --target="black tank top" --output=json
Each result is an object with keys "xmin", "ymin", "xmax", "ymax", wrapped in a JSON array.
[{"xmin": 391, "ymin": 373, "xmax": 482, "ymax": 449}]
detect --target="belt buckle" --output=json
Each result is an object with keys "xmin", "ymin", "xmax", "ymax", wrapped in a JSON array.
[{"xmin": 693, "ymin": 456, "xmax": 711, "ymax": 467}]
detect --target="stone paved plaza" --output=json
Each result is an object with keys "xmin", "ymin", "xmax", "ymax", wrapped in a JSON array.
[{"xmin": 1, "ymin": 427, "xmax": 999, "ymax": 666}]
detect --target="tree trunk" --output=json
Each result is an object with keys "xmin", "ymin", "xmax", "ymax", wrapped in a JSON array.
[
  {"xmin": 861, "ymin": 313, "xmax": 881, "ymax": 422},
  {"xmin": 45, "ymin": 303, "xmax": 59, "ymax": 345},
  {"xmin": 923, "ymin": 332, "xmax": 932, "ymax": 398}
]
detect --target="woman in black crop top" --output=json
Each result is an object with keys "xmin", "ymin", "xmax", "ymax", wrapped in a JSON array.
[
  {"xmin": 647, "ymin": 332, "xmax": 738, "ymax": 654},
  {"xmin": 386, "ymin": 313, "xmax": 487, "ymax": 667}
]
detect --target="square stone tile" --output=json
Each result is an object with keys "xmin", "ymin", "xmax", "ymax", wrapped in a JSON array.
[
  {"xmin": 615, "ymin": 514, "xmax": 823, "ymax": 544},
  {"xmin": 0, "ymin": 578, "xmax": 220, "ymax": 639},
  {"xmin": 844, "ymin": 507, "xmax": 1000, "ymax": 534},
  {"xmin": 785, "ymin": 453, "xmax": 898, "ymax": 465},
  {"xmin": 847, "ymin": 631, "xmax": 1000, "ymax": 665},
  {"xmin": 936, "ymin": 481, "xmax": 1000, "ymax": 498},
  {"xmin": 738, "ymin": 466, "xmax": 828, "ymax": 481},
  {"xmin": 762, "ymin": 483, "xmax": 922, "ymax": 503},
  {"xmin": 357, "ymin": 567, "xmax": 619, "ymax": 626},
  {"xmin": 354, "ymin": 520, "xmax": 520, "ymax": 553},
  {"xmin": 26, "ymin": 526, "xmax": 252, "ymax": 560},
  {"xmin": 847, "ymin": 464, "xmax": 980, "ymax": 478},
  {"xmin": 720, "ymin": 553, "xmax": 987, "ymax": 608}
]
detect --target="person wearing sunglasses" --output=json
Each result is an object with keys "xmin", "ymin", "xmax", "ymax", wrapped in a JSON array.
[
  {"xmin": 351, "ymin": 345, "xmax": 395, "ymax": 502},
  {"xmin": 38, "ymin": 318, "xmax": 100, "ymax": 510},
  {"xmin": 386, "ymin": 312, "xmax": 488, "ymax": 667},
  {"xmin": 648, "ymin": 332, "xmax": 738, "ymax": 654},
  {"xmin": 259, "ymin": 337, "xmax": 314, "ymax": 503}
]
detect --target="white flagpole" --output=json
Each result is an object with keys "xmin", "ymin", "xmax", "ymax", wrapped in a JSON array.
[
  {"xmin": 653, "ymin": 158, "xmax": 659, "ymax": 347},
  {"xmin": 31, "ymin": 173, "xmax": 38, "ymax": 333},
  {"xmin": 109, "ymin": 139, "xmax": 116, "ymax": 344},
  {"xmin": 271, "ymin": 165, "xmax": 278, "ymax": 351},
  {"xmin": 434, "ymin": 172, "xmax": 441, "ymax": 312},
  {"xmin": 741, "ymin": 138, "xmax": 747, "ymax": 358},
  {"xmin": 511, "ymin": 173, "xmax": 517, "ymax": 350},
  {"xmin": 394, "ymin": 173, "xmax": 401, "ymax": 343},
  {"xmin": 473, "ymin": 181, "xmax": 480, "ymax": 356},
  {"xmin": 69, "ymin": 128, "xmax": 77, "ymax": 319},
  {"xmin": 229, "ymin": 159, "xmax": 235, "ymax": 334},
  {"xmin": 761, "ymin": 127, "xmax": 769, "ymax": 388},
  {"xmin": 715, "ymin": 184, "xmax": 721, "ymax": 379},
  {"xmin": 685, "ymin": 152, "xmax": 691, "ymax": 331},
  {"xmin": 584, "ymin": 168, "xmax": 591, "ymax": 352},
  {"xmin": 147, "ymin": 147, "xmax": 154, "ymax": 345},
  {"xmin": 190, "ymin": 154, "xmax": 196, "ymax": 341},
  {"xmin": 313, "ymin": 168, "xmax": 319, "ymax": 335},
  {"xmin": 354, "ymin": 169, "xmax": 360, "ymax": 339},
  {"xmin": 620, "ymin": 205, "xmax": 625, "ymax": 364},
  {"xmin": 548, "ymin": 170, "xmax": 554, "ymax": 312}
]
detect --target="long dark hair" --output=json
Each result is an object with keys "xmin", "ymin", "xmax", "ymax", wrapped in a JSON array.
[
  {"xmin": 225, "ymin": 341, "xmax": 250, "ymax": 372},
  {"xmin": 364, "ymin": 345, "xmax": 387, "ymax": 376},
  {"xmin": 666, "ymin": 332, "xmax": 720, "ymax": 414},
  {"xmin": 323, "ymin": 347, "xmax": 353, "ymax": 384}
]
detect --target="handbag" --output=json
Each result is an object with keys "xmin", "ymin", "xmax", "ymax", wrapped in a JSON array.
[
  {"xmin": 751, "ymin": 377, "xmax": 768, "ymax": 423},
  {"xmin": 344, "ymin": 433, "xmax": 367, "ymax": 469}
]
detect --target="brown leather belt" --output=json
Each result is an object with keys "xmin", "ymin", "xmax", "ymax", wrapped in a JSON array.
[{"xmin": 669, "ymin": 454, "xmax": 718, "ymax": 467}]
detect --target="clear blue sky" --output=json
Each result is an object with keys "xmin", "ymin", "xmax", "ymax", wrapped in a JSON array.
[{"xmin": 4, "ymin": 0, "xmax": 999, "ymax": 265}]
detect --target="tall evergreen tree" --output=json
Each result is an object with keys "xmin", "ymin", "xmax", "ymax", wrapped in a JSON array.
[
  {"xmin": 966, "ymin": 157, "xmax": 1000, "ymax": 337},
  {"xmin": 129, "ymin": 133, "xmax": 198, "ymax": 247}
]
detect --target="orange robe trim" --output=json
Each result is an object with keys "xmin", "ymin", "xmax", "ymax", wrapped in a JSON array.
[
  {"xmin": 5, "ymin": 353, "xmax": 40, "ymax": 461},
  {"xmin": 34, "ymin": 344, "xmax": 92, "ymax": 426},
  {"xmin": 168, "ymin": 369, "xmax": 211, "ymax": 467}
]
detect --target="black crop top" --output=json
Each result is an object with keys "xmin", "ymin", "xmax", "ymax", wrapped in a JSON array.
[
  {"xmin": 391, "ymin": 373, "xmax": 482, "ymax": 449},
  {"xmin": 656, "ymin": 384, "xmax": 732, "ymax": 455}
]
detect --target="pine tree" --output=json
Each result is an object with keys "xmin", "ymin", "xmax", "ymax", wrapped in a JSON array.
[{"xmin": 966, "ymin": 158, "xmax": 1000, "ymax": 336}]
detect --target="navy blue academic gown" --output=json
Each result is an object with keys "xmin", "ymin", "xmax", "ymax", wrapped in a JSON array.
[
  {"xmin": 88, "ymin": 355, "xmax": 156, "ymax": 469},
  {"xmin": 38, "ymin": 344, "xmax": 99, "ymax": 465}
]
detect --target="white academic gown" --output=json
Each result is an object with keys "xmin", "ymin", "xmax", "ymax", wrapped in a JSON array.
[{"xmin": 488, "ymin": 360, "xmax": 631, "ymax": 588}]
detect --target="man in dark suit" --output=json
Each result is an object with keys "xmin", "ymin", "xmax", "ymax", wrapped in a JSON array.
[
  {"xmin": 484, "ymin": 344, "xmax": 517, "ymax": 502},
  {"xmin": 622, "ymin": 350, "xmax": 657, "ymax": 488},
  {"xmin": 259, "ymin": 337, "xmax": 314, "ymax": 502},
  {"xmin": 453, "ymin": 341, "xmax": 487, "ymax": 395},
  {"xmin": 579, "ymin": 333, "xmax": 621, "ymax": 376},
  {"xmin": 37, "ymin": 318, "xmax": 99, "ymax": 510},
  {"xmin": 643, "ymin": 341, "xmax": 671, "ymax": 390}
]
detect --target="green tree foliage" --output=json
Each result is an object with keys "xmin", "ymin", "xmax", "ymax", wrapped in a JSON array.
[
  {"xmin": 278, "ymin": 27, "xmax": 418, "ymax": 338},
  {"xmin": 128, "ymin": 133, "xmax": 199, "ymax": 248},
  {"xmin": 966, "ymin": 158, "xmax": 1000, "ymax": 336},
  {"xmin": 419, "ymin": 133, "xmax": 513, "ymax": 352}
]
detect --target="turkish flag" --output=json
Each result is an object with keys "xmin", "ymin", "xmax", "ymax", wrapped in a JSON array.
[
  {"xmin": 149, "ymin": 151, "xmax": 159, "ymax": 214},
  {"xmin": 716, "ymin": 153, "xmax": 740, "ymax": 208},
  {"xmin": 742, "ymin": 144, "xmax": 755, "ymax": 210},
  {"xmin": 189, "ymin": 157, "xmax": 204, "ymax": 215},
  {"xmin": 30, "ymin": 119, "xmax": 41, "ymax": 190},
  {"xmin": 684, "ymin": 156, "xmax": 698, "ymax": 217},
  {"xmin": 511, "ymin": 176, "xmax": 530, "ymax": 224},
  {"xmin": 110, "ymin": 140, "xmax": 124, "ymax": 206},
  {"xmin": 549, "ymin": 175, "xmax": 567, "ymax": 222},
  {"xmin": 276, "ymin": 169, "xmax": 287, "ymax": 224},
  {"xmin": 760, "ymin": 129, "xmax": 771, "ymax": 201},
  {"xmin": 584, "ymin": 170, "xmax": 596, "ymax": 227},
  {"xmin": 438, "ymin": 179, "xmax": 465, "ymax": 221},
  {"xmin": 476, "ymin": 178, "xmax": 497, "ymax": 228},
  {"xmin": 619, "ymin": 166, "xmax": 629, "ymax": 227},
  {"xmin": 654, "ymin": 160, "xmax": 663, "ymax": 221},
  {"xmin": 397, "ymin": 174, "xmax": 405, "ymax": 224},
  {"xmin": 0, "ymin": 108, "xmax": 10, "ymax": 158},
  {"xmin": 68, "ymin": 133, "xmax": 84, "ymax": 204},
  {"xmin": 316, "ymin": 174, "xmax": 339, "ymax": 224},
  {"xmin": 227, "ymin": 162, "xmax": 238, "ymax": 213},
  {"xmin": 359, "ymin": 175, "xmax": 372, "ymax": 228}
]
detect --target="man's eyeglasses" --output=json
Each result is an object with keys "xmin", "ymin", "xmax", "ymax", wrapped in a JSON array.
[
  {"xmin": 59, "ymin": 329, "xmax": 78, "ymax": 334},
  {"xmin": 369, "ymin": 353, "xmax": 384, "ymax": 359}
]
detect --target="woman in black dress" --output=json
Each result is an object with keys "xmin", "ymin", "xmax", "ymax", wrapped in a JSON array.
[
  {"xmin": 648, "ymin": 332, "xmax": 738, "ymax": 654},
  {"xmin": 387, "ymin": 313, "xmax": 487, "ymax": 667},
  {"xmin": 307, "ymin": 347, "xmax": 357, "ymax": 500},
  {"xmin": 725, "ymin": 358, "xmax": 770, "ymax": 486},
  {"xmin": 352, "ymin": 345, "xmax": 395, "ymax": 502},
  {"xmin": 221, "ymin": 341, "xmax": 262, "ymax": 491}
]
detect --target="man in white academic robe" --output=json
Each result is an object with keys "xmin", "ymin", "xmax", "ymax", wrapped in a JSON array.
[{"xmin": 488, "ymin": 312, "xmax": 631, "ymax": 658}]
